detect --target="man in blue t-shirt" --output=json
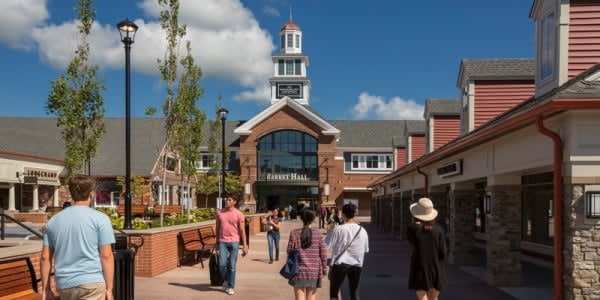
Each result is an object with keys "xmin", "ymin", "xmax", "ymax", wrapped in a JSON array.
[{"xmin": 41, "ymin": 176, "xmax": 115, "ymax": 300}]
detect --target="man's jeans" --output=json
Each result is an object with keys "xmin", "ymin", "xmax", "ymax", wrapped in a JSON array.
[
  {"xmin": 218, "ymin": 242, "xmax": 239, "ymax": 289},
  {"xmin": 267, "ymin": 231, "xmax": 280, "ymax": 261}
]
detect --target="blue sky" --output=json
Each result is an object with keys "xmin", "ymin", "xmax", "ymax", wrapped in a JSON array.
[{"xmin": 0, "ymin": 0, "xmax": 534, "ymax": 121}]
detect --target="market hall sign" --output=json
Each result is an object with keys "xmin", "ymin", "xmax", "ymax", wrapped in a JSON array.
[
  {"xmin": 262, "ymin": 173, "xmax": 310, "ymax": 181},
  {"xmin": 276, "ymin": 83, "xmax": 303, "ymax": 99},
  {"xmin": 437, "ymin": 159, "xmax": 463, "ymax": 178}
]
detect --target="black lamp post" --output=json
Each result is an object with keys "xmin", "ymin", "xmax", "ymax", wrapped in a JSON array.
[
  {"xmin": 217, "ymin": 108, "xmax": 228, "ymax": 209},
  {"xmin": 117, "ymin": 19, "xmax": 138, "ymax": 230}
]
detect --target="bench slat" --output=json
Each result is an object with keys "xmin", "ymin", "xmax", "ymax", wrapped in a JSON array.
[{"xmin": 0, "ymin": 258, "xmax": 37, "ymax": 299}]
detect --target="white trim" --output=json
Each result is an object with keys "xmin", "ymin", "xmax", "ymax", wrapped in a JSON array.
[
  {"xmin": 428, "ymin": 117, "xmax": 434, "ymax": 153},
  {"xmin": 350, "ymin": 153, "xmax": 393, "ymax": 171},
  {"xmin": 343, "ymin": 187, "xmax": 372, "ymax": 191},
  {"xmin": 337, "ymin": 147, "xmax": 393, "ymax": 152},
  {"xmin": 344, "ymin": 171, "xmax": 392, "ymax": 175},
  {"xmin": 408, "ymin": 136, "xmax": 413, "ymax": 162},
  {"xmin": 233, "ymin": 97, "xmax": 340, "ymax": 137},
  {"xmin": 468, "ymin": 82, "xmax": 475, "ymax": 132}
]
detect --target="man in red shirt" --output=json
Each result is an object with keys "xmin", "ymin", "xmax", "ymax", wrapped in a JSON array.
[{"xmin": 216, "ymin": 195, "xmax": 248, "ymax": 296}]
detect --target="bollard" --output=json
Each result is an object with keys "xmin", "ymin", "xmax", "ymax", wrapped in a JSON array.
[{"xmin": 113, "ymin": 234, "xmax": 135, "ymax": 300}]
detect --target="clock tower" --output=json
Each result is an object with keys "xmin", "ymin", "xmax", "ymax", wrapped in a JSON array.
[{"xmin": 270, "ymin": 19, "xmax": 310, "ymax": 105}]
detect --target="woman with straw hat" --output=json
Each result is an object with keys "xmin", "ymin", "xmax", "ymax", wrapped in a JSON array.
[{"xmin": 407, "ymin": 197, "xmax": 447, "ymax": 300}]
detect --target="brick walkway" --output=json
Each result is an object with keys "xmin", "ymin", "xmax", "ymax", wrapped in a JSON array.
[{"xmin": 135, "ymin": 218, "xmax": 519, "ymax": 299}]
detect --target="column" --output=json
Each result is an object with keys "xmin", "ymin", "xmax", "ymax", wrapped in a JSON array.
[
  {"xmin": 448, "ymin": 183, "xmax": 478, "ymax": 265},
  {"xmin": 53, "ymin": 187, "xmax": 59, "ymax": 207},
  {"xmin": 485, "ymin": 175, "xmax": 522, "ymax": 286},
  {"xmin": 158, "ymin": 184, "xmax": 163, "ymax": 205},
  {"xmin": 191, "ymin": 188, "xmax": 196, "ymax": 208},
  {"xmin": 563, "ymin": 184, "xmax": 600, "ymax": 299},
  {"xmin": 8, "ymin": 183, "xmax": 16, "ymax": 211},
  {"xmin": 32, "ymin": 184, "xmax": 39, "ymax": 211}
]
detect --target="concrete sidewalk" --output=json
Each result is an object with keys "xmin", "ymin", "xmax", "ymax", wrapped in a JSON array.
[{"xmin": 135, "ymin": 219, "xmax": 526, "ymax": 299}]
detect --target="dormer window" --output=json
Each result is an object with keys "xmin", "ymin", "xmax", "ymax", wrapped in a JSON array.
[{"xmin": 540, "ymin": 12, "xmax": 555, "ymax": 81}]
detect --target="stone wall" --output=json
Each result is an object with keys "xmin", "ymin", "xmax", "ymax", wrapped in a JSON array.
[
  {"xmin": 485, "ymin": 185, "xmax": 522, "ymax": 286},
  {"xmin": 564, "ymin": 184, "xmax": 600, "ymax": 300},
  {"xmin": 449, "ymin": 189, "xmax": 478, "ymax": 265}
]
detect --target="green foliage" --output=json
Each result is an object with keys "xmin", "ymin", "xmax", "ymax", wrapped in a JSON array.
[
  {"xmin": 116, "ymin": 175, "xmax": 146, "ymax": 198},
  {"xmin": 46, "ymin": 0, "xmax": 105, "ymax": 176},
  {"xmin": 145, "ymin": 107, "xmax": 157, "ymax": 116},
  {"xmin": 96, "ymin": 207, "xmax": 215, "ymax": 229},
  {"xmin": 196, "ymin": 173, "xmax": 242, "ymax": 196}
]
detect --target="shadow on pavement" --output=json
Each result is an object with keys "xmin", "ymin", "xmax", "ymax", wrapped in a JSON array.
[{"xmin": 168, "ymin": 282, "xmax": 223, "ymax": 292}]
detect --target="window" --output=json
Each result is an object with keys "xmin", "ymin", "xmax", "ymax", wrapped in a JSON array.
[
  {"xmin": 295, "ymin": 59, "xmax": 301, "ymax": 75},
  {"xmin": 586, "ymin": 191, "xmax": 600, "ymax": 218},
  {"xmin": 257, "ymin": 130, "xmax": 318, "ymax": 181},
  {"xmin": 540, "ymin": 12, "xmax": 555, "ymax": 80},
  {"xmin": 281, "ymin": 35, "xmax": 285, "ymax": 49},
  {"xmin": 287, "ymin": 33, "xmax": 293, "ymax": 47},
  {"xmin": 94, "ymin": 191, "xmax": 120, "ymax": 207},
  {"xmin": 350, "ymin": 154, "xmax": 393, "ymax": 171},
  {"xmin": 278, "ymin": 59, "xmax": 284, "ymax": 75},
  {"xmin": 166, "ymin": 156, "xmax": 178, "ymax": 172},
  {"xmin": 286, "ymin": 60, "xmax": 294, "ymax": 75},
  {"xmin": 196, "ymin": 154, "xmax": 215, "ymax": 170},
  {"xmin": 295, "ymin": 34, "xmax": 300, "ymax": 49},
  {"xmin": 521, "ymin": 172, "xmax": 553, "ymax": 245}
]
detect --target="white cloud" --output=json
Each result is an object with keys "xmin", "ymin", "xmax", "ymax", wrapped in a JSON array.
[
  {"xmin": 352, "ymin": 92, "xmax": 424, "ymax": 120},
  {"xmin": 262, "ymin": 5, "xmax": 281, "ymax": 17},
  {"xmin": 11, "ymin": 0, "xmax": 275, "ymax": 103},
  {"xmin": 0, "ymin": 0, "xmax": 48, "ymax": 49}
]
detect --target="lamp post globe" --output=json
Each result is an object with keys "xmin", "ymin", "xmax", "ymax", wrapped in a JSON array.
[
  {"xmin": 217, "ymin": 108, "xmax": 228, "ymax": 209},
  {"xmin": 117, "ymin": 19, "xmax": 138, "ymax": 229}
]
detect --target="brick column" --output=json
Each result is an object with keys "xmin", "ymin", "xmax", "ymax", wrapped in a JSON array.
[
  {"xmin": 563, "ymin": 184, "xmax": 600, "ymax": 299},
  {"xmin": 449, "ymin": 184, "xmax": 478, "ymax": 265},
  {"xmin": 485, "ymin": 178, "xmax": 522, "ymax": 286}
]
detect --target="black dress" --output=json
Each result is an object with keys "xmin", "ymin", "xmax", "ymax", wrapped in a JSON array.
[{"xmin": 407, "ymin": 222, "xmax": 447, "ymax": 291}]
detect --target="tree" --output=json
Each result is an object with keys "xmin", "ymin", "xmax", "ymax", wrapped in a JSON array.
[
  {"xmin": 116, "ymin": 176, "xmax": 146, "ymax": 203},
  {"xmin": 157, "ymin": 0, "xmax": 205, "ymax": 225},
  {"xmin": 46, "ymin": 0, "xmax": 105, "ymax": 176}
]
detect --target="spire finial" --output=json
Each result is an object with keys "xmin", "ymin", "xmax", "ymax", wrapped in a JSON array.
[{"xmin": 289, "ymin": 6, "xmax": 293, "ymax": 22}]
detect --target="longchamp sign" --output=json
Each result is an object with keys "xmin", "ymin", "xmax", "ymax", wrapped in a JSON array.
[{"xmin": 437, "ymin": 159, "xmax": 463, "ymax": 178}]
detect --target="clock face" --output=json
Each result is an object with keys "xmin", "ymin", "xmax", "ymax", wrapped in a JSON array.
[{"xmin": 276, "ymin": 83, "xmax": 303, "ymax": 99}]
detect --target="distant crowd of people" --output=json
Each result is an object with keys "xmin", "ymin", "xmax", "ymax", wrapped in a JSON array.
[{"xmin": 40, "ymin": 175, "xmax": 446, "ymax": 300}]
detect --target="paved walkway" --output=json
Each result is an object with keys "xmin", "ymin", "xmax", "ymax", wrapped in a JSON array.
[{"xmin": 135, "ymin": 219, "xmax": 526, "ymax": 299}]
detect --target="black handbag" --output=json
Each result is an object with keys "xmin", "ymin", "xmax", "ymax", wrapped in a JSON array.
[
  {"xmin": 279, "ymin": 249, "xmax": 300, "ymax": 279},
  {"xmin": 328, "ymin": 226, "xmax": 362, "ymax": 280}
]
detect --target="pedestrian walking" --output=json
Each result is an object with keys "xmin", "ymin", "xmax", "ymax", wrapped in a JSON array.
[
  {"xmin": 263, "ymin": 208, "xmax": 281, "ymax": 264},
  {"xmin": 325, "ymin": 203, "xmax": 369, "ymax": 300},
  {"xmin": 286, "ymin": 210, "xmax": 328, "ymax": 300},
  {"xmin": 407, "ymin": 197, "xmax": 447, "ymax": 300},
  {"xmin": 41, "ymin": 175, "xmax": 115, "ymax": 300},
  {"xmin": 216, "ymin": 195, "xmax": 249, "ymax": 296},
  {"xmin": 329, "ymin": 207, "xmax": 342, "ymax": 226},
  {"xmin": 318, "ymin": 205, "xmax": 328, "ymax": 229}
]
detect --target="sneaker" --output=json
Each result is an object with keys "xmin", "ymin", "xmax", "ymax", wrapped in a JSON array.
[
  {"xmin": 226, "ymin": 288, "xmax": 235, "ymax": 295},
  {"xmin": 269, "ymin": 259, "xmax": 273, "ymax": 264},
  {"xmin": 222, "ymin": 282, "xmax": 228, "ymax": 291}
]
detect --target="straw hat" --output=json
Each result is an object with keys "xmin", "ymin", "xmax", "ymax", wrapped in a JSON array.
[{"xmin": 410, "ymin": 197, "xmax": 438, "ymax": 221}]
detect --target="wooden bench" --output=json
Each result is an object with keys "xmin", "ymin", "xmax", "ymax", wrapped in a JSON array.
[
  {"xmin": 0, "ymin": 257, "xmax": 42, "ymax": 300},
  {"xmin": 198, "ymin": 226, "xmax": 217, "ymax": 268},
  {"xmin": 178, "ymin": 230, "xmax": 203, "ymax": 267},
  {"xmin": 116, "ymin": 205, "xmax": 147, "ymax": 217},
  {"xmin": 153, "ymin": 205, "xmax": 182, "ymax": 215}
]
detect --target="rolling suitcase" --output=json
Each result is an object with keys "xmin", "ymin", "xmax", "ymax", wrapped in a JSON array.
[{"xmin": 209, "ymin": 251, "xmax": 224, "ymax": 286}]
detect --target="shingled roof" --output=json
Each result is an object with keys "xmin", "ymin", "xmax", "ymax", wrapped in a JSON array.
[
  {"xmin": 405, "ymin": 120, "xmax": 426, "ymax": 135},
  {"xmin": 423, "ymin": 99, "xmax": 461, "ymax": 119},
  {"xmin": 457, "ymin": 58, "xmax": 535, "ymax": 88},
  {"xmin": 329, "ymin": 120, "xmax": 406, "ymax": 148}
]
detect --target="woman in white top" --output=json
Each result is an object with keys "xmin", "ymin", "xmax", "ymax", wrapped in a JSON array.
[{"xmin": 325, "ymin": 203, "xmax": 369, "ymax": 300}]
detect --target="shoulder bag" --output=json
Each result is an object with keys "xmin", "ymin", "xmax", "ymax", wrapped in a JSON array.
[
  {"xmin": 328, "ymin": 226, "xmax": 362, "ymax": 280},
  {"xmin": 280, "ymin": 232, "xmax": 300, "ymax": 279}
]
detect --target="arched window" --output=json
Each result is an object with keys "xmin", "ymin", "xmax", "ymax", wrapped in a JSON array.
[{"xmin": 257, "ymin": 130, "xmax": 318, "ymax": 181}]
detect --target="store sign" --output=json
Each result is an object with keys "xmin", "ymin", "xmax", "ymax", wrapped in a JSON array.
[
  {"xmin": 23, "ymin": 167, "xmax": 59, "ymax": 182},
  {"xmin": 437, "ymin": 159, "xmax": 463, "ymax": 178},
  {"xmin": 263, "ymin": 173, "xmax": 309, "ymax": 181},
  {"xmin": 276, "ymin": 83, "xmax": 303, "ymax": 99}
]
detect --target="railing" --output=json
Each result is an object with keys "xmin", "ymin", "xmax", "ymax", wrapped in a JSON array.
[{"xmin": 0, "ymin": 208, "xmax": 44, "ymax": 240}]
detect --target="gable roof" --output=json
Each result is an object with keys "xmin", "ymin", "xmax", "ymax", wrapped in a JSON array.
[
  {"xmin": 424, "ymin": 99, "xmax": 461, "ymax": 119},
  {"xmin": 457, "ymin": 58, "xmax": 535, "ymax": 88},
  {"xmin": 405, "ymin": 120, "xmax": 426, "ymax": 135},
  {"xmin": 234, "ymin": 97, "xmax": 340, "ymax": 137},
  {"xmin": 330, "ymin": 120, "xmax": 406, "ymax": 148}
]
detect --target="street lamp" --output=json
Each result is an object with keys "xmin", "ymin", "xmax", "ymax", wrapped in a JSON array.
[
  {"xmin": 117, "ymin": 19, "xmax": 138, "ymax": 229},
  {"xmin": 217, "ymin": 108, "xmax": 228, "ymax": 209}
]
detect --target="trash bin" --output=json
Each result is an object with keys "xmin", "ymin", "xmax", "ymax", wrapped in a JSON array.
[
  {"xmin": 245, "ymin": 218, "xmax": 250, "ymax": 249},
  {"xmin": 113, "ymin": 234, "xmax": 135, "ymax": 300}
]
